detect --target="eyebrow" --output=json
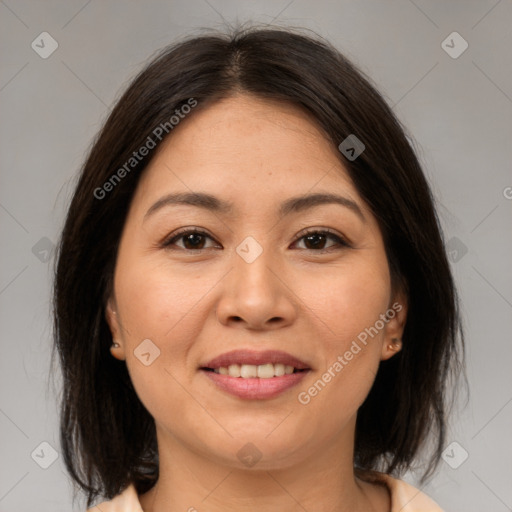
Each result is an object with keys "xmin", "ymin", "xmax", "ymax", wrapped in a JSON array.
[{"xmin": 144, "ymin": 191, "xmax": 365, "ymax": 222}]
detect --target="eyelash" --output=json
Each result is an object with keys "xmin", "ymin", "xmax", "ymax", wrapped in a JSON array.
[{"xmin": 161, "ymin": 227, "xmax": 351, "ymax": 253}]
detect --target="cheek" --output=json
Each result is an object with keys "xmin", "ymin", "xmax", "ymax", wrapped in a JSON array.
[
  {"xmin": 114, "ymin": 257, "xmax": 211, "ymax": 430},
  {"xmin": 297, "ymin": 259, "xmax": 390, "ymax": 410},
  {"xmin": 113, "ymin": 255, "xmax": 211, "ymax": 388},
  {"xmin": 307, "ymin": 260, "xmax": 391, "ymax": 350},
  {"xmin": 115, "ymin": 255, "xmax": 212, "ymax": 341}
]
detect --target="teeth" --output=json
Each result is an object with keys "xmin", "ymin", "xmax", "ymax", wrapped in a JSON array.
[
  {"xmin": 240, "ymin": 364, "xmax": 258, "ymax": 378},
  {"xmin": 274, "ymin": 363, "xmax": 285, "ymax": 376},
  {"xmin": 213, "ymin": 363, "xmax": 301, "ymax": 378},
  {"xmin": 228, "ymin": 364, "xmax": 241, "ymax": 377},
  {"xmin": 257, "ymin": 364, "xmax": 274, "ymax": 379}
]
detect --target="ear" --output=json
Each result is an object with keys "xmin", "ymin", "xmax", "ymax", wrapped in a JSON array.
[
  {"xmin": 105, "ymin": 297, "xmax": 126, "ymax": 361},
  {"xmin": 380, "ymin": 290, "xmax": 408, "ymax": 361}
]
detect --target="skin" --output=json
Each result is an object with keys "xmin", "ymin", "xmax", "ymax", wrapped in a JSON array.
[{"xmin": 106, "ymin": 94, "xmax": 407, "ymax": 512}]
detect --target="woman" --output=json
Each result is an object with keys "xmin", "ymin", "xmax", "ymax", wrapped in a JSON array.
[{"xmin": 53, "ymin": 26, "xmax": 464, "ymax": 512}]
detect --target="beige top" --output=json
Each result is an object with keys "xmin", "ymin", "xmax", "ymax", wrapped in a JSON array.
[{"xmin": 88, "ymin": 473, "xmax": 443, "ymax": 511}]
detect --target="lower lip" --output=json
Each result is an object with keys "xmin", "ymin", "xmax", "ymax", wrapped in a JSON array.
[{"xmin": 201, "ymin": 369, "xmax": 310, "ymax": 400}]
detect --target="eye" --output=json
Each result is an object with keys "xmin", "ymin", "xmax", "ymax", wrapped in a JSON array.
[
  {"xmin": 162, "ymin": 228, "xmax": 219, "ymax": 251},
  {"xmin": 291, "ymin": 229, "xmax": 350, "ymax": 252},
  {"xmin": 161, "ymin": 227, "xmax": 350, "ymax": 253}
]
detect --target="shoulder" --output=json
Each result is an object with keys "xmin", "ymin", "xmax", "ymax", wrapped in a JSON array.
[
  {"xmin": 86, "ymin": 484, "xmax": 143, "ymax": 512},
  {"xmin": 365, "ymin": 471, "xmax": 444, "ymax": 512}
]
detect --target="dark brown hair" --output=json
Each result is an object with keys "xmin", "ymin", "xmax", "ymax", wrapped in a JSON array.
[{"xmin": 53, "ymin": 25, "xmax": 465, "ymax": 507}]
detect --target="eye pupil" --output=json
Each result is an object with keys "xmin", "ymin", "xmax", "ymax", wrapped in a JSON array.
[
  {"xmin": 183, "ymin": 233, "xmax": 205, "ymax": 249},
  {"xmin": 305, "ymin": 234, "xmax": 326, "ymax": 249}
]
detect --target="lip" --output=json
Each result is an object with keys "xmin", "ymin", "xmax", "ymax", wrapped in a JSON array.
[
  {"xmin": 201, "ymin": 370, "xmax": 310, "ymax": 400},
  {"xmin": 199, "ymin": 349, "xmax": 311, "ymax": 400},
  {"xmin": 201, "ymin": 349, "xmax": 310, "ymax": 370}
]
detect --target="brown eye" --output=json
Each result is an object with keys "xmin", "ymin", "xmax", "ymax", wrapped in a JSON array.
[
  {"xmin": 162, "ymin": 229, "xmax": 219, "ymax": 251},
  {"xmin": 180, "ymin": 232, "xmax": 207, "ymax": 250},
  {"xmin": 292, "ymin": 229, "xmax": 349, "ymax": 252}
]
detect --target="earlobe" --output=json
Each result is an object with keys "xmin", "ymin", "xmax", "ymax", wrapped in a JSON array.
[
  {"xmin": 380, "ymin": 292, "xmax": 407, "ymax": 361},
  {"xmin": 381, "ymin": 337, "xmax": 402, "ymax": 360},
  {"xmin": 110, "ymin": 339, "xmax": 125, "ymax": 360}
]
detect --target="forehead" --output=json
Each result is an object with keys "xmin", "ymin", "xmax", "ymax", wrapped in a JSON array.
[
  {"xmin": 132, "ymin": 94, "xmax": 363, "ymax": 215},
  {"xmin": 162, "ymin": 94, "xmax": 337, "ymax": 163}
]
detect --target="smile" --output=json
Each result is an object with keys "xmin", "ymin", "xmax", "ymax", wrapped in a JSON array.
[
  {"xmin": 205, "ymin": 363, "xmax": 305, "ymax": 378},
  {"xmin": 199, "ymin": 349, "xmax": 311, "ymax": 400}
]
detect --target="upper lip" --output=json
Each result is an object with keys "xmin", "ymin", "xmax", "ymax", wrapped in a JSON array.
[{"xmin": 201, "ymin": 349, "xmax": 311, "ymax": 370}]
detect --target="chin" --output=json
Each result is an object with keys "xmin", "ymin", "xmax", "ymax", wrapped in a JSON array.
[{"xmin": 197, "ymin": 424, "xmax": 317, "ymax": 470}]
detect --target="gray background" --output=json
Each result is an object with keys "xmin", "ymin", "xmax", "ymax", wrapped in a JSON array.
[{"xmin": 1, "ymin": 1, "xmax": 511, "ymax": 511}]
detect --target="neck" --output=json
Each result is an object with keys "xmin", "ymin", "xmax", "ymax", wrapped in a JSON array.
[{"xmin": 138, "ymin": 420, "xmax": 390, "ymax": 512}]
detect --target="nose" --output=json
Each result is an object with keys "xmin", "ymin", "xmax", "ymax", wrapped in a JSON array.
[{"xmin": 215, "ymin": 247, "xmax": 297, "ymax": 331}]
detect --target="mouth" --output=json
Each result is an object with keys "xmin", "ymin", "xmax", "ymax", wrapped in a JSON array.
[{"xmin": 199, "ymin": 349, "xmax": 311, "ymax": 399}]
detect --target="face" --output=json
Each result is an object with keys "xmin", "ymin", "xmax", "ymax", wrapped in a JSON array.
[{"xmin": 106, "ymin": 94, "xmax": 407, "ymax": 470}]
